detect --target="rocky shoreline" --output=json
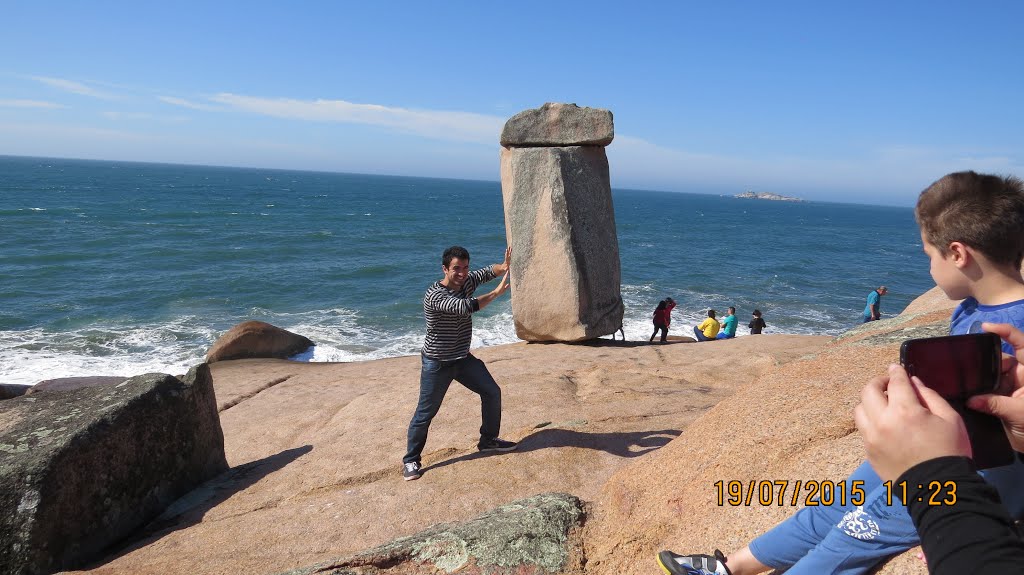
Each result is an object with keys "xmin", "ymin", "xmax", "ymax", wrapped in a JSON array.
[{"xmin": 0, "ymin": 287, "xmax": 965, "ymax": 575}]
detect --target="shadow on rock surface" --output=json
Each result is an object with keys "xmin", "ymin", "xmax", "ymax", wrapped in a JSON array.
[
  {"xmin": 86, "ymin": 445, "xmax": 314, "ymax": 568},
  {"xmin": 529, "ymin": 338, "xmax": 694, "ymax": 348},
  {"xmin": 424, "ymin": 428, "xmax": 681, "ymax": 474}
]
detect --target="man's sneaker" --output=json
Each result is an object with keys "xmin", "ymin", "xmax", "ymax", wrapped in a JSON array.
[
  {"xmin": 477, "ymin": 437, "xmax": 517, "ymax": 452},
  {"xmin": 403, "ymin": 462, "xmax": 421, "ymax": 481},
  {"xmin": 657, "ymin": 549, "xmax": 732, "ymax": 575}
]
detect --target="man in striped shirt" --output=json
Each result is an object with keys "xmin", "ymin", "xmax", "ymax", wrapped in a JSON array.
[{"xmin": 403, "ymin": 245, "xmax": 516, "ymax": 481}]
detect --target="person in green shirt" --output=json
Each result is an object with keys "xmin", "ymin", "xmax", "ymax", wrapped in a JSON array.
[{"xmin": 716, "ymin": 306, "xmax": 738, "ymax": 339}]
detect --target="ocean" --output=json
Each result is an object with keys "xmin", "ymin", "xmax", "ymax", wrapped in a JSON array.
[{"xmin": 0, "ymin": 155, "xmax": 936, "ymax": 386}]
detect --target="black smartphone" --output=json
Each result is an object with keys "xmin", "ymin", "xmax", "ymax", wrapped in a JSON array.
[{"xmin": 900, "ymin": 332, "xmax": 1013, "ymax": 469}]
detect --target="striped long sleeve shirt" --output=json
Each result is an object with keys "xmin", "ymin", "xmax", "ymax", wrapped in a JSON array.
[{"xmin": 421, "ymin": 266, "xmax": 497, "ymax": 361}]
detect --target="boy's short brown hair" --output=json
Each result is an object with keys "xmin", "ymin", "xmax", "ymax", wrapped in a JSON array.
[{"xmin": 915, "ymin": 171, "xmax": 1024, "ymax": 268}]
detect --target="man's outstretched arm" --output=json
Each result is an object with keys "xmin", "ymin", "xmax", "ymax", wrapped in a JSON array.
[{"xmin": 475, "ymin": 272, "xmax": 510, "ymax": 311}]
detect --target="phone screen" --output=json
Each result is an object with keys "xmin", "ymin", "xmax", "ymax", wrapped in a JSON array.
[
  {"xmin": 900, "ymin": 332, "xmax": 1012, "ymax": 469},
  {"xmin": 899, "ymin": 333, "xmax": 1001, "ymax": 400}
]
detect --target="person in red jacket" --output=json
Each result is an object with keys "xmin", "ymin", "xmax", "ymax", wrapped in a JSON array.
[{"xmin": 650, "ymin": 297, "xmax": 676, "ymax": 343}]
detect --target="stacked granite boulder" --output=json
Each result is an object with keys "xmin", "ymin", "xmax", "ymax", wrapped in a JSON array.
[{"xmin": 500, "ymin": 103, "xmax": 624, "ymax": 342}]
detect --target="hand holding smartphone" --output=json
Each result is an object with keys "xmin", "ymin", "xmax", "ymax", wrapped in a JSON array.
[{"xmin": 900, "ymin": 332, "xmax": 1013, "ymax": 469}]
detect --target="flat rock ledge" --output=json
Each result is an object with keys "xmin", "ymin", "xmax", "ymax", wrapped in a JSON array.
[{"xmin": 279, "ymin": 493, "xmax": 586, "ymax": 575}]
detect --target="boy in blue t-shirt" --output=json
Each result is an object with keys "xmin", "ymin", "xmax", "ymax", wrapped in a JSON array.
[{"xmin": 659, "ymin": 171, "xmax": 1024, "ymax": 575}]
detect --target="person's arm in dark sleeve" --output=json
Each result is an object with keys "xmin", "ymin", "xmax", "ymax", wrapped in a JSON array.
[{"xmin": 902, "ymin": 456, "xmax": 1024, "ymax": 575}]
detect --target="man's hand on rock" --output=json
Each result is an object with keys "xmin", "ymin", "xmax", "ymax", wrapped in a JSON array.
[
  {"xmin": 854, "ymin": 364, "xmax": 971, "ymax": 482},
  {"xmin": 494, "ymin": 246, "xmax": 512, "ymax": 276}
]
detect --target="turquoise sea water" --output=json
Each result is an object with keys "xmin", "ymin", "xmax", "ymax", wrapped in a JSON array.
[{"xmin": 0, "ymin": 155, "xmax": 935, "ymax": 385}]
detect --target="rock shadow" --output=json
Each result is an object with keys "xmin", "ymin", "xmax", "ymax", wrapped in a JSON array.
[
  {"xmin": 423, "ymin": 428, "xmax": 680, "ymax": 474},
  {"xmin": 527, "ymin": 338, "xmax": 694, "ymax": 348},
  {"xmin": 88, "ymin": 444, "xmax": 313, "ymax": 568}
]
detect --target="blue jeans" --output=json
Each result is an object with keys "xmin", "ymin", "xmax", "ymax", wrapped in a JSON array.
[
  {"xmin": 693, "ymin": 326, "xmax": 713, "ymax": 341},
  {"xmin": 403, "ymin": 354, "xmax": 502, "ymax": 464},
  {"xmin": 716, "ymin": 332, "xmax": 735, "ymax": 339},
  {"xmin": 749, "ymin": 459, "xmax": 1024, "ymax": 574},
  {"xmin": 748, "ymin": 462, "xmax": 914, "ymax": 575}
]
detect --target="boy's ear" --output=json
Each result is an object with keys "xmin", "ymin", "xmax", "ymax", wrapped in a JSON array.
[{"xmin": 948, "ymin": 241, "xmax": 971, "ymax": 268}]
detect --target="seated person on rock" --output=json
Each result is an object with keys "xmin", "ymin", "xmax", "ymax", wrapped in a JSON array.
[
  {"xmin": 856, "ymin": 322, "xmax": 1024, "ymax": 575},
  {"xmin": 658, "ymin": 171, "xmax": 1024, "ymax": 575},
  {"xmin": 749, "ymin": 310, "xmax": 767, "ymax": 335},
  {"xmin": 716, "ymin": 307, "xmax": 738, "ymax": 339},
  {"xmin": 693, "ymin": 309, "xmax": 720, "ymax": 342}
]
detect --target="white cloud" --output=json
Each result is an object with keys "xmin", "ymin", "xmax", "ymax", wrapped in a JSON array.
[
  {"xmin": 209, "ymin": 93, "xmax": 505, "ymax": 144},
  {"xmin": 0, "ymin": 99, "xmax": 66, "ymax": 109},
  {"xmin": 31, "ymin": 76, "xmax": 118, "ymax": 100},
  {"xmin": 157, "ymin": 96, "xmax": 221, "ymax": 112},
  {"xmin": 101, "ymin": 110, "xmax": 190, "ymax": 124}
]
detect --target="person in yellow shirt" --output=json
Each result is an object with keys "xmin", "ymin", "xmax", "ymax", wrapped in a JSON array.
[{"xmin": 694, "ymin": 309, "xmax": 720, "ymax": 341}]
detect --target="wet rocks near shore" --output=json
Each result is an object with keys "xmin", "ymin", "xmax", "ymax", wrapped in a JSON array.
[
  {"xmin": 27, "ymin": 376, "xmax": 128, "ymax": 395},
  {"xmin": 0, "ymin": 383, "xmax": 31, "ymax": 400},
  {"xmin": 206, "ymin": 321, "xmax": 314, "ymax": 363}
]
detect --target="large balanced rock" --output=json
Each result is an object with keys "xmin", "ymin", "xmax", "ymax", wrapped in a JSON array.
[
  {"xmin": 280, "ymin": 493, "xmax": 585, "ymax": 575},
  {"xmin": 206, "ymin": 320, "xmax": 313, "ymax": 363},
  {"xmin": 0, "ymin": 365, "xmax": 228, "ymax": 575},
  {"xmin": 500, "ymin": 103, "xmax": 624, "ymax": 341}
]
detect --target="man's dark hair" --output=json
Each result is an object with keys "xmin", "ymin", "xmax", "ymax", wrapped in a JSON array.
[
  {"xmin": 728, "ymin": 306, "xmax": 736, "ymax": 314},
  {"xmin": 916, "ymin": 171, "xmax": 1024, "ymax": 268},
  {"xmin": 708, "ymin": 309, "xmax": 716, "ymax": 319},
  {"xmin": 442, "ymin": 246, "xmax": 471, "ymax": 268},
  {"xmin": 753, "ymin": 309, "xmax": 762, "ymax": 317}
]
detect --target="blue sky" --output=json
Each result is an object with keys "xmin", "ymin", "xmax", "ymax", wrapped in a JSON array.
[{"xmin": 2, "ymin": 1, "xmax": 1022, "ymax": 206}]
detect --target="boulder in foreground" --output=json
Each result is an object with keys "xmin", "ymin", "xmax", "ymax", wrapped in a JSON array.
[
  {"xmin": 279, "ymin": 493, "xmax": 585, "ymax": 575},
  {"xmin": 206, "ymin": 320, "xmax": 313, "ymax": 363},
  {"xmin": 0, "ymin": 365, "xmax": 228, "ymax": 575}
]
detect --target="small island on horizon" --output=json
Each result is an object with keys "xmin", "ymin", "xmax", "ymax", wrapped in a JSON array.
[{"xmin": 734, "ymin": 190, "xmax": 804, "ymax": 202}]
